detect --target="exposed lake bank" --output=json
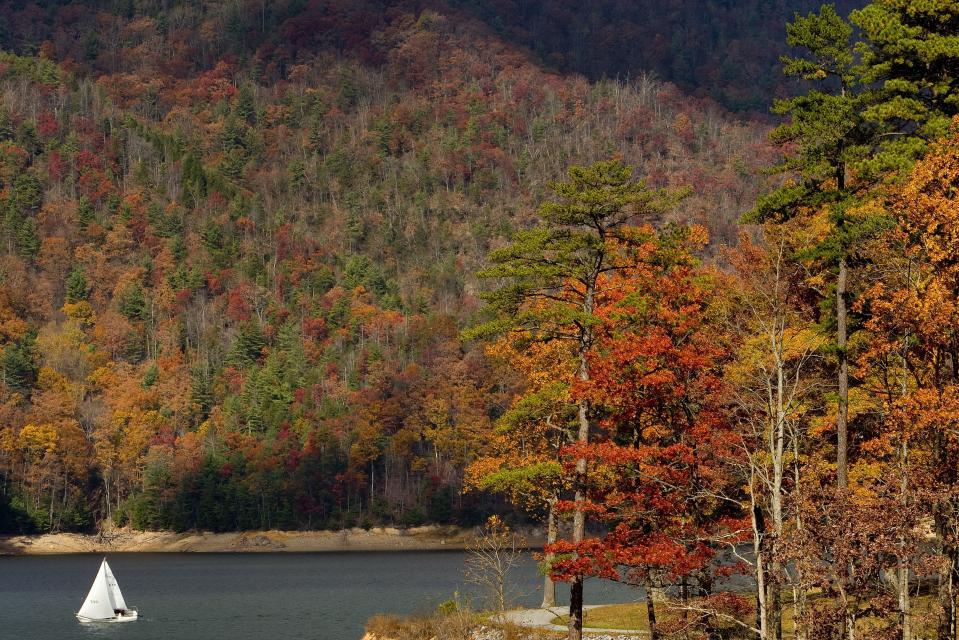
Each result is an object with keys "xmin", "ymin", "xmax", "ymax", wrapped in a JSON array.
[{"xmin": 0, "ymin": 525, "xmax": 547, "ymax": 555}]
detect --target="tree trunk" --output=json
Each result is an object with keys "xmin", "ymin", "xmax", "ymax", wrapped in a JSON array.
[
  {"xmin": 568, "ymin": 389, "xmax": 589, "ymax": 640},
  {"xmin": 569, "ymin": 272, "xmax": 593, "ymax": 640},
  {"xmin": 768, "ymin": 568, "xmax": 782, "ymax": 640},
  {"xmin": 542, "ymin": 498, "xmax": 557, "ymax": 609},
  {"xmin": 837, "ymin": 256, "xmax": 849, "ymax": 488},
  {"xmin": 898, "ymin": 440, "xmax": 911, "ymax": 640},
  {"xmin": 753, "ymin": 499, "xmax": 770, "ymax": 640},
  {"xmin": 898, "ymin": 559, "xmax": 911, "ymax": 640},
  {"xmin": 938, "ymin": 543, "xmax": 957, "ymax": 640},
  {"xmin": 569, "ymin": 577, "xmax": 584, "ymax": 640},
  {"xmin": 645, "ymin": 577, "xmax": 659, "ymax": 640},
  {"xmin": 568, "ymin": 394, "xmax": 588, "ymax": 640},
  {"xmin": 792, "ymin": 429, "xmax": 807, "ymax": 640}
]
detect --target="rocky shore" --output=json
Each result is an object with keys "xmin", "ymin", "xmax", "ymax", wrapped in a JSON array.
[
  {"xmin": 0, "ymin": 525, "xmax": 505, "ymax": 555},
  {"xmin": 362, "ymin": 628, "xmax": 644, "ymax": 639}
]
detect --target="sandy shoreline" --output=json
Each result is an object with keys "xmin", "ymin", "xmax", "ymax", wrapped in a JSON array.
[{"xmin": 0, "ymin": 525, "xmax": 537, "ymax": 555}]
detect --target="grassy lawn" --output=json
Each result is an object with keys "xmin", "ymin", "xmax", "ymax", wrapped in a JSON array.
[
  {"xmin": 551, "ymin": 594, "xmax": 940, "ymax": 636},
  {"xmin": 551, "ymin": 603, "xmax": 650, "ymax": 631}
]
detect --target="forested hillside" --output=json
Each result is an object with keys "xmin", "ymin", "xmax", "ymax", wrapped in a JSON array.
[{"xmin": 0, "ymin": 1, "xmax": 776, "ymax": 533}]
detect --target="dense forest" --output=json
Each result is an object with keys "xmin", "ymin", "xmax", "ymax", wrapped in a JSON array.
[
  {"xmin": 0, "ymin": 0, "xmax": 777, "ymax": 534},
  {"xmin": 0, "ymin": 0, "xmax": 864, "ymax": 112}
]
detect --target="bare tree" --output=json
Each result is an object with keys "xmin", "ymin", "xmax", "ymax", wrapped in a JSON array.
[
  {"xmin": 725, "ymin": 229, "xmax": 824, "ymax": 640},
  {"xmin": 465, "ymin": 516, "xmax": 525, "ymax": 613}
]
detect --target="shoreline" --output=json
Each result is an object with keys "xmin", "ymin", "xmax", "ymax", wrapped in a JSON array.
[{"xmin": 0, "ymin": 525, "xmax": 546, "ymax": 556}]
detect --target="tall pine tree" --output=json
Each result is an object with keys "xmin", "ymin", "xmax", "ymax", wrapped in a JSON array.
[{"xmin": 467, "ymin": 159, "xmax": 685, "ymax": 640}]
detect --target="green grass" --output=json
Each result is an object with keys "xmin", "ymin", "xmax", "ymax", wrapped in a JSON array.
[
  {"xmin": 551, "ymin": 603, "xmax": 650, "ymax": 631},
  {"xmin": 551, "ymin": 594, "xmax": 941, "ymax": 637}
]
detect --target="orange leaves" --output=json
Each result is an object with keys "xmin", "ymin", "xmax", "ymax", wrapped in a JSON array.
[
  {"xmin": 896, "ymin": 122, "xmax": 959, "ymax": 268},
  {"xmin": 540, "ymin": 230, "xmax": 744, "ymax": 586}
]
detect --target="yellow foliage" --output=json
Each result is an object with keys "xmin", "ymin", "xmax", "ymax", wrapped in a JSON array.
[
  {"xmin": 18, "ymin": 423, "xmax": 58, "ymax": 456},
  {"xmin": 62, "ymin": 300, "xmax": 95, "ymax": 324},
  {"xmin": 0, "ymin": 426, "xmax": 15, "ymax": 454},
  {"xmin": 36, "ymin": 366, "xmax": 69, "ymax": 392},
  {"xmin": 87, "ymin": 366, "xmax": 118, "ymax": 390}
]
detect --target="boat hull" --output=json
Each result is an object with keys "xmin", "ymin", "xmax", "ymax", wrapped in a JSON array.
[{"xmin": 77, "ymin": 610, "xmax": 138, "ymax": 623}]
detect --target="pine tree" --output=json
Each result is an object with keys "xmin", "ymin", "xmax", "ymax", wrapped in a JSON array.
[
  {"xmin": 11, "ymin": 172, "xmax": 42, "ymax": 214},
  {"xmin": 235, "ymin": 84, "xmax": 256, "ymax": 125},
  {"xmin": 181, "ymin": 151, "xmax": 207, "ymax": 203},
  {"xmin": 750, "ymin": 5, "xmax": 888, "ymax": 492},
  {"xmin": 65, "ymin": 266, "xmax": 89, "ymax": 303},
  {"xmin": 467, "ymin": 159, "xmax": 686, "ymax": 640},
  {"xmin": 189, "ymin": 365, "xmax": 213, "ymax": 423},
  {"xmin": 118, "ymin": 284, "xmax": 148, "ymax": 320},
  {"xmin": 0, "ymin": 108, "xmax": 13, "ymax": 141},
  {"xmin": 228, "ymin": 321, "xmax": 267, "ymax": 366},
  {"xmin": 15, "ymin": 218, "xmax": 39, "ymax": 258},
  {"xmin": 1, "ymin": 330, "xmax": 38, "ymax": 392},
  {"xmin": 77, "ymin": 196, "xmax": 95, "ymax": 229},
  {"xmin": 852, "ymin": 0, "xmax": 959, "ymax": 175}
]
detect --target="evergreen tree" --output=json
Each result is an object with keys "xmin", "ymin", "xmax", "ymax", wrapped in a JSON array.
[
  {"xmin": 1, "ymin": 330, "xmax": 38, "ymax": 392},
  {"xmin": 15, "ymin": 218, "xmax": 39, "ymax": 258},
  {"xmin": 11, "ymin": 173, "xmax": 42, "ymax": 214},
  {"xmin": 468, "ymin": 159, "xmax": 686, "ymax": 640},
  {"xmin": 181, "ymin": 151, "xmax": 207, "ymax": 203},
  {"xmin": 0, "ymin": 107, "xmax": 13, "ymax": 141},
  {"xmin": 118, "ymin": 284, "xmax": 148, "ymax": 320},
  {"xmin": 235, "ymin": 84, "xmax": 256, "ymax": 125},
  {"xmin": 189, "ymin": 365, "xmax": 213, "ymax": 423},
  {"xmin": 852, "ymin": 0, "xmax": 959, "ymax": 175},
  {"xmin": 228, "ymin": 321, "xmax": 267, "ymax": 366},
  {"xmin": 750, "ymin": 5, "xmax": 888, "ymax": 493},
  {"xmin": 65, "ymin": 266, "xmax": 89, "ymax": 303},
  {"xmin": 77, "ymin": 196, "xmax": 95, "ymax": 229}
]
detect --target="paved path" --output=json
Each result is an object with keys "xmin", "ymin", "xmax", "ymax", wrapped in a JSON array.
[{"xmin": 495, "ymin": 605, "xmax": 647, "ymax": 636}]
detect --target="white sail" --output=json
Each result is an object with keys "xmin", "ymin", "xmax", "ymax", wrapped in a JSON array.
[
  {"xmin": 102, "ymin": 560, "xmax": 128, "ymax": 611},
  {"xmin": 77, "ymin": 559, "xmax": 115, "ymax": 620}
]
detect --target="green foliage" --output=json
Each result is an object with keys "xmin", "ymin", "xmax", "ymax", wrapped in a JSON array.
[
  {"xmin": 751, "ymin": 5, "xmax": 867, "ymax": 224},
  {"xmin": 181, "ymin": 151, "xmax": 207, "ymax": 202},
  {"xmin": 117, "ymin": 284, "xmax": 148, "ymax": 320},
  {"xmin": 0, "ymin": 491, "xmax": 36, "ymax": 534},
  {"xmin": 11, "ymin": 172, "xmax": 42, "ymax": 213},
  {"xmin": 65, "ymin": 266, "xmax": 89, "ymax": 303},
  {"xmin": 15, "ymin": 217, "xmax": 39, "ymax": 258},
  {"xmin": 228, "ymin": 321, "xmax": 267, "ymax": 366},
  {"xmin": 234, "ymin": 85, "xmax": 257, "ymax": 124},
  {"xmin": 1, "ymin": 330, "xmax": 38, "ymax": 391},
  {"xmin": 852, "ymin": 0, "xmax": 959, "ymax": 174},
  {"xmin": 77, "ymin": 196, "xmax": 95, "ymax": 229},
  {"xmin": 469, "ymin": 159, "xmax": 685, "ymax": 342},
  {"xmin": 142, "ymin": 362, "xmax": 159, "ymax": 388},
  {"xmin": 0, "ymin": 108, "xmax": 13, "ymax": 141}
]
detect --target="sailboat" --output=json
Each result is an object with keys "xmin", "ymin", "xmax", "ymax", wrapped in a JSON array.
[{"xmin": 76, "ymin": 558, "xmax": 139, "ymax": 622}]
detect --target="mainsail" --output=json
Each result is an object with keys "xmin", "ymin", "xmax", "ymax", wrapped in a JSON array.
[
  {"xmin": 77, "ymin": 559, "xmax": 116, "ymax": 620},
  {"xmin": 102, "ymin": 560, "xmax": 127, "ymax": 611}
]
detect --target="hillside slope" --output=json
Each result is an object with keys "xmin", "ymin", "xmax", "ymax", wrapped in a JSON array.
[{"xmin": 0, "ymin": 1, "xmax": 776, "ymax": 533}]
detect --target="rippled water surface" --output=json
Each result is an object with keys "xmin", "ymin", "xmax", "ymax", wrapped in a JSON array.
[{"xmin": 0, "ymin": 552, "xmax": 641, "ymax": 640}]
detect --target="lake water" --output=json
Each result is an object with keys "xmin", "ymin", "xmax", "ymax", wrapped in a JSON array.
[{"xmin": 0, "ymin": 552, "xmax": 641, "ymax": 640}]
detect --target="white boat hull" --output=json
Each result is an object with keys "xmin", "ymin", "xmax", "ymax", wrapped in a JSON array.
[{"xmin": 77, "ymin": 609, "xmax": 138, "ymax": 623}]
